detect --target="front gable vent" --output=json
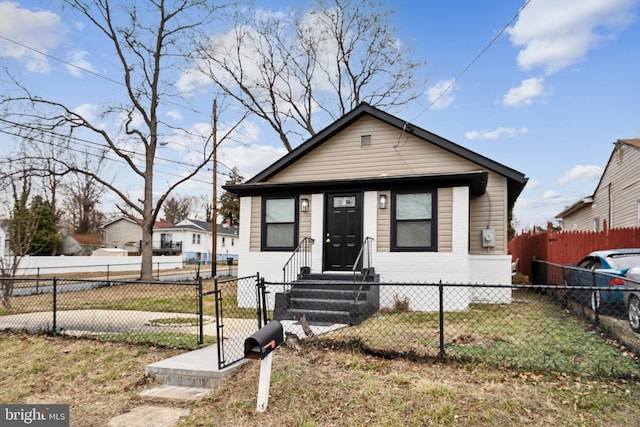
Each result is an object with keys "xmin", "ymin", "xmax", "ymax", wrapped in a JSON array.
[{"xmin": 361, "ymin": 135, "xmax": 372, "ymax": 147}]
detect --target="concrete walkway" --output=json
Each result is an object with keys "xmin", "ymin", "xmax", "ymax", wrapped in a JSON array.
[{"xmin": 111, "ymin": 341, "xmax": 248, "ymax": 426}]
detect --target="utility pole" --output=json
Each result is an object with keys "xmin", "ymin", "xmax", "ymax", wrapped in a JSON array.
[{"xmin": 212, "ymin": 99, "xmax": 218, "ymax": 278}]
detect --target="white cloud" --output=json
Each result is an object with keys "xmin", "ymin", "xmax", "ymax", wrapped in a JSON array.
[
  {"xmin": 507, "ymin": 0, "xmax": 636, "ymax": 74},
  {"xmin": 426, "ymin": 79, "xmax": 455, "ymax": 110},
  {"xmin": 465, "ymin": 126, "xmax": 528, "ymax": 140},
  {"xmin": 175, "ymin": 68, "xmax": 212, "ymax": 96},
  {"xmin": 0, "ymin": 2, "xmax": 65, "ymax": 73},
  {"xmin": 223, "ymin": 143, "xmax": 287, "ymax": 180},
  {"xmin": 543, "ymin": 189, "xmax": 561, "ymax": 200},
  {"xmin": 503, "ymin": 77, "xmax": 546, "ymax": 107},
  {"xmin": 65, "ymin": 50, "xmax": 96, "ymax": 77},
  {"xmin": 166, "ymin": 110, "xmax": 183, "ymax": 122},
  {"xmin": 73, "ymin": 103, "xmax": 100, "ymax": 122},
  {"xmin": 557, "ymin": 165, "xmax": 603, "ymax": 185},
  {"xmin": 524, "ymin": 179, "xmax": 542, "ymax": 191}
]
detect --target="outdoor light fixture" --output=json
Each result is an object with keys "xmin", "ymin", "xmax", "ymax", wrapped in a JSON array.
[
  {"xmin": 379, "ymin": 194, "xmax": 388, "ymax": 209},
  {"xmin": 301, "ymin": 198, "xmax": 310, "ymax": 212}
]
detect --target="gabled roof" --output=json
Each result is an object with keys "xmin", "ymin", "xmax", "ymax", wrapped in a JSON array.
[
  {"xmin": 100, "ymin": 216, "xmax": 174, "ymax": 229},
  {"xmin": 555, "ymin": 196, "xmax": 593, "ymax": 219},
  {"xmin": 70, "ymin": 234, "xmax": 103, "ymax": 246},
  {"xmin": 556, "ymin": 138, "xmax": 640, "ymax": 219},
  {"xmin": 228, "ymin": 103, "xmax": 527, "ymax": 209}
]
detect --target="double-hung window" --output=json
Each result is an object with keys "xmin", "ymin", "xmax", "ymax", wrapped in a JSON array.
[
  {"xmin": 262, "ymin": 197, "xmax": 298, "ymax": 250},
  {"xmin": 391, "ymin": 190, "xmax": 436, "ymax": 251}
]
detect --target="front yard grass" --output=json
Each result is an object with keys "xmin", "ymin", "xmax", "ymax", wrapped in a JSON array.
[
  {"xmin": 324, "ymin": 290, "xmax": 640, "ymax": 379},
  {"xmin": 3, "ymin": 332, "xmax": 640, "ymax": 426}
]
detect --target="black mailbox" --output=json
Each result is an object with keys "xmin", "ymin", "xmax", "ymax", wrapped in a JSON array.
[{"xmin": 244, "ymin": 320, "xmax": 284, "ymax": 360}]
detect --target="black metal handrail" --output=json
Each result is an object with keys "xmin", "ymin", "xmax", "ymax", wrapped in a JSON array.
[
  {"xmin": 282, "ymin": 237, "xmax": 315, "ymax": 290},
  {"xmin": 352, "ymin": 236, "xmax": 374, "ymax": 277},
  {"xmin": 352, "ymin": 237, "xmax": 374, "ymax": 300}
]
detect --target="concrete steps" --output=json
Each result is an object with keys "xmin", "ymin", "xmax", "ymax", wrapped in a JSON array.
[{"xmin": 142, "ymin": 343, "xmax": 246, "ymax": 400}]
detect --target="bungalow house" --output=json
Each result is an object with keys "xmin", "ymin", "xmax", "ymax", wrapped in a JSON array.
[
  {"xmin": 556, "ymin": 139, "xmax": 640, "ymax": 231},
  {"xmin": 62, "ymin": 233, "xmax": 103, "ymax": 255},
  {"xmin": 224, "ymin": 103, "xmax": 528, "ymax": 315},
  {"xmin": 100, "ymin": 217, "xmax": 174, "ymax": 254},
  {"xmin": 154, "ymin": 219, "xmax": 239, "ymax": 264}
]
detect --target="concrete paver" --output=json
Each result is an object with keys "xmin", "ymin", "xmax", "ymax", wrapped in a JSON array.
[
  {"xmin": 107, "ymin": 406, "xmax": 190, "ymax": 427},
  {"xmin": 138, "ymin": 385, "xmax": 212, "ymax": 401}
]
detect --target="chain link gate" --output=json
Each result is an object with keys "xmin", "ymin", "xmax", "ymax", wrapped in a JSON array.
[{"xmin": 211, "ymin": 274, "xmax": 267, "ymax": 370}]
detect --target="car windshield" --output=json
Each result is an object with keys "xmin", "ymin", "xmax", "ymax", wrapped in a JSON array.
[{"xmin": 607, "ymin": 254, "xmax": 640, "ymax": 269}]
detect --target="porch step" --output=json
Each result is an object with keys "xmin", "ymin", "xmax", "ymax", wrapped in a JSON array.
[
  {"xmin": 275, "ymin": 279, "xmax": 380, "ymax": 326},
  {"xmin": 290, "ymin": 287, "xmax": 370, "ymax": 301},
  {"xmin": 289, "ymin": 297, "xmax": 372, "ymax": 312},
  {"xmin": 299, "ymin": 273, "xmax": 379, "ymax": 282},
  {"xmin": 283, "ymin": 308, "xmax": 354, "ymax": 325}
]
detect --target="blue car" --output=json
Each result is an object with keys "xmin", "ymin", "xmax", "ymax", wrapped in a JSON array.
[
  {"xmin": 564, "ymin": 249, "xmax": 640, "ymax": 313},
  {"xmin": 623, "ymin": 267, "xmax": 640, "ymax": 332}
]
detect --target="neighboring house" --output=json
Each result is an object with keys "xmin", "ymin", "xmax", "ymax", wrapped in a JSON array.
[
  {"xmin": 0, "ymin": 227, "xmax": 5, "ymax": 259},
  {"xmin": 556, "ymin": 139, "xmax": 640, "ymax": 231},
  {"xmin": 100, "ymin": 217, "xmax": 174, "ymax": 254},
  {"xmin": 153, "ymin": 219, "xmax": 239, "ymax": 264},
  {"xmin": 62, "ymin": 233, "xmax": 103, "ymax": 255},
  {"xmin": 224, "ymin": 103, "xmax": 528, "ymax": 311}
]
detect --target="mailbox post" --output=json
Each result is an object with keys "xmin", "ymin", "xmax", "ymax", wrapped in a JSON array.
[{"xmin": 244, "ymin": 320, "xmax": 284, "ymax": 412}]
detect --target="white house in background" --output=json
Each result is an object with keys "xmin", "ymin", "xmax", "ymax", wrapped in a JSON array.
[
  {"xmin": 224, "ymin": 103, "xmax": 528, "ymax": 313},
  {"xmin": 556, "ymin": 138, "xmax": 640, "ymax": 231},
  {"xmin": 154, "ymin": 219, "xmax": 239, "ymax": 264},
  {"xmin": 100, "ymin": 217, "xmax": 175, "ymax": 254}
]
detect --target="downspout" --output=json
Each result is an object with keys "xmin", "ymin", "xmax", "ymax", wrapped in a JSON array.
[{"xmin": 608, "ymin": 183, "xmax": 612, "ymax": 229}]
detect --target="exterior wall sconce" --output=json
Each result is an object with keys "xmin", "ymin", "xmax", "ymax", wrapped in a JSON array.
[
  {"xmin": 378, "ymin": 194, "xmax": 388, "ymax": 209},
  {"xmin": 300, "ymin": 198, "xmax": 310, "ymax": 212}
]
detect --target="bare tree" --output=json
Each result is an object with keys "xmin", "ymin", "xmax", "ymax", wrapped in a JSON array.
[
  {"xmin": 193, "ymin": 0, "xmax": 425, "ymax": 151},
  {"xmin": 0, "ymin": 156, "xmax": 40, "ymax": 308},
  {"xmin": 162, "ymin": 195, "xmax": 193, "ymax": 224},
  {"xmin": 0, "ymin": 1, "xmax": 237, "ymax": 280},
  {"xmin": 62, "ymin": 149, "xmax": 108, "ymax": 235}
]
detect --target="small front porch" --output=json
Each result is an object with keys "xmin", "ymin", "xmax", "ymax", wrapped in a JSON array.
[{"xmin": 273, "ymin": 237, "xmax": 380, "ymax": 326}]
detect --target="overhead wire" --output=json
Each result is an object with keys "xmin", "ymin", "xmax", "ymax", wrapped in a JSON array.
[
  {"xmin": 411, "ymin": 0, "xmax": 533, "ymax": 121},
  {"xmin": 0, "ymin": 123, "xmax": 216, "ymax": 185},
  {"xmin": 0, "ymin": 33, "xmax": 244, "ymax": 185},
  {"xmin": 0, "ymin": 34, "xmax": 204, "ymax": 115}
]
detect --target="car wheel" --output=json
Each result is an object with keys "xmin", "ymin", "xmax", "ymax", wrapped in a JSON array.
[
  {"xmin": 628, "ymin": 296, "xmax": 640, "ymax": 333},
  {"xmin": 590, "ymin": 291, "xmax": 602, "ymax": 313}
]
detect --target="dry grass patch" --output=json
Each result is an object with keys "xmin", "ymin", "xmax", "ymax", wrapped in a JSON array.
[
  {"xmin": 183, "ymin": 345, "xmax": 640, "ymax": 427},
  {"xmin": 0, "ymin": 332, "xmax": 182, "ymax": 426},
  {"xmin": 2, "ymin": 332, "xmax": 640, "ymax": 426}
]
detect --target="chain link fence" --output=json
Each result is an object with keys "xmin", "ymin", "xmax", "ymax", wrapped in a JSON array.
[
  {"xmin": 3, "ymin": 269, "xmax": 640, "ymax": 380},
  {"xmin": 0, "ymin": 277, "xmax": 207, "ymax": 349},
  {"xmin": 269, "ymin": 279, "xmax": 640, "ymax": 380}
]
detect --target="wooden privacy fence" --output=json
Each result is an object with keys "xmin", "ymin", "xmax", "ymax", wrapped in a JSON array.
[{"xmin": 509, "ymin": 221, "xmax": 640, "ymax": 278}]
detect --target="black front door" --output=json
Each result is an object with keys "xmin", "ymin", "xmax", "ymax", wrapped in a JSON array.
[{"xmin": 324, "ymin": 192, "xmax": 363, "ymax": 271}]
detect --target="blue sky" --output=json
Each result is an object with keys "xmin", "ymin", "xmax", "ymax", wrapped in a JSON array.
[{"xmin": 0, "ymin": 0, "xmax": 639, "ymax": 231}]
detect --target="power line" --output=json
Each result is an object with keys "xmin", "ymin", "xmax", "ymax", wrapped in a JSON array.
[
  {"xmin": 0, "ymin": 125, "xmax": 216, "ymax": 185},
  {"xmin": 0, "ymin": 117, "xmax": 207, "ymax": 169},
  {"xmin": 0, "ymin": 33, "xmax": 204, "ymax": 115},
  {"xmin": 410, "ymin": 0, "xmax": 533, "ymax": 121}
]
